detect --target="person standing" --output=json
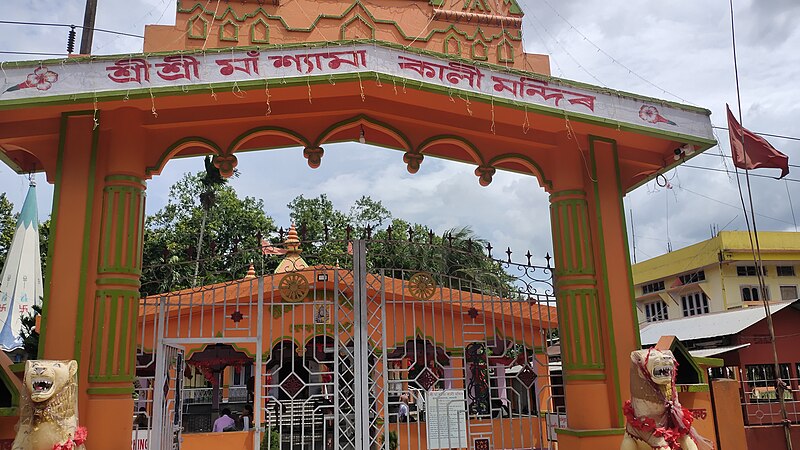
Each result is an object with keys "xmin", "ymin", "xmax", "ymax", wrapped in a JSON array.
[{"xmin": 212, "ymin": 408, "xmax": 236, "ymax": 432}]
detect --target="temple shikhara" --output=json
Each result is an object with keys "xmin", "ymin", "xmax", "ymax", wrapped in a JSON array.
[{"xmin": 0, "ymin": 0, "xmax": 732, "ymax": 449}]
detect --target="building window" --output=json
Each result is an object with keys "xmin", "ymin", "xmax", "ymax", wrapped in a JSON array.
[
  {"xmin": 642, "ymin": 281, "xmax": 665, "ymax": 295},
  {"xmin": 741, "ymin": 286, "xmax": 769, "ymax": 302},
  {"xmin": 644, "ymin": 300, "xmax": 668, "ymax": 322},
  {"xmin": 780, "ymin": 286, "xmax": 798, "ymax": 301},
  {"xmin": 747, "ymin": 364, "xmax": 791, "ymax": 402},
  {"xmin": 681, "ymin": 292, "xmax": 709, "ymax": 317},
  {"xmin": 678, "ymin": 271, "xmax": 705, "ymax": 285},
  {"xmin": 777, "ymin": 266, "xmax": 796, "ymax": 277},
  {"xmin": 737, "ymin": 265, "xmax": 767, "ymax": 277}
]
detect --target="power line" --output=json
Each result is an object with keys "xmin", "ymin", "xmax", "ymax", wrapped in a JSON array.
[
  {"xmin": 712, "ymin": 125, "xmax": 800, "ymax": 143},
  {"xmin": 533, "ymin": 0, "xmax": 695, "ymax": 105},
  {"xmin": 679, "ymin": 186, "xmax": 794, "ymax": 226},
  {"xmin": 697, "ymin": 151, "xmax": 800, "ymax": 169},
  {"xmin": 681, "ymin": 163, "xmax": 800, "ymax": 183},
  {"xmin": 0, "ymin": 20, "xmax": 143, "ymax": 39}
]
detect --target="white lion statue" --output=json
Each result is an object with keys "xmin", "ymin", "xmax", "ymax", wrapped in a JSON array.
[
  {"xmin": 12, "ymin": 360, "xmax": 87, "ymax": 450},
  {"xmin": 620, "ymin": 349, "xmax": 712, "ymax": 450}
]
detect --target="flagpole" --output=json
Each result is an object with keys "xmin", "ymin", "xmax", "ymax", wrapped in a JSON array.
[{"xmin": 729, "ymin": 2, "xmax": 792, "ymax": 448}]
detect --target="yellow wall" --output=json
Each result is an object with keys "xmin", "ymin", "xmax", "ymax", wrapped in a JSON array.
[{"xmin": 632, "ymin": 231, "xmax": 800, "ymax": 324}]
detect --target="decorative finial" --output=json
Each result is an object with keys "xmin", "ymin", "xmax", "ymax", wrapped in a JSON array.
[{"xmin": 244, "ymin": 261, "xmax": 256, "ymax": 279}]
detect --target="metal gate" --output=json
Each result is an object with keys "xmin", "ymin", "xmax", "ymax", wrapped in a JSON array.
[
  {"xmin": 136, "ymin": 234, "xmax": 560, "ymax": 450},
  {"xmin": 152, "ymin": 343, "xmax": 185, "ymax": 450}
]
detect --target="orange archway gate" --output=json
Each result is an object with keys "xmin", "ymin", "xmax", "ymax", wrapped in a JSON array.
[{"xmin": 0, "ymin": 1, "xmax": 714, "ymax": 448}]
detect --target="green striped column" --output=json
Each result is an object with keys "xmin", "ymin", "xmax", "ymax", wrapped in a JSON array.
[
  {"xmin": 550, "ymin": 190, "xmax": 605, "ymax": 379},
  {"xmin": 88, "ymin": 174, "xmax": 145, "ymax": 391}
]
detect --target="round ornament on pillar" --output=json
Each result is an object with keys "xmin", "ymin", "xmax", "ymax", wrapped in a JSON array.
[
  {"xmin": 403, "ymin": 152, "xmax": 424, "ymax": 174},
  {"xmin": 474, "ymin": 165, "xmax": 496, "ymax": 186},
  {"xmin": 303, "ymin": 147, "xmax": 324, "ymax": 169},
  {"xmin": 212, "ymin": 154, "xmax": 238, "ymax": 178}
]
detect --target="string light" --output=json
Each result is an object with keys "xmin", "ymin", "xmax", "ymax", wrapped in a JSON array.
[
  {"xmin": 522, "ymin": 106, "xmax": 530, "ymax": 135},
  {"xmin": 359, "ymin": 125, "xmax": 366, "ymax": 144},
  {"xmin": 264, "ymin": 78, "xmax": 271, "ymax": 116}
]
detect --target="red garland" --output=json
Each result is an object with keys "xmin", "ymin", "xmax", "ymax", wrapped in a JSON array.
[
  {"xmin": 52, "ymin": 426, "xmax": 87, "ymax": 450},
  {"xmin": 624, "ymin": 401, "xmax": 693, "ymax": 450}
]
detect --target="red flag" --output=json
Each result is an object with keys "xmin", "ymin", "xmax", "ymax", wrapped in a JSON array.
[{"xmin": 727, "ymin": 105, "xmax": 789, "ymax": 179}]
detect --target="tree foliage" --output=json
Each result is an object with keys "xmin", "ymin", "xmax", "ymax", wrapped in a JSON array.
[
  {"xmin": 0, "ymin": 193, "xmax": 15, "ymax": 271},
  {"xmin": 140, "ymin": 172, "xmax": 275, "ymax": 296}
]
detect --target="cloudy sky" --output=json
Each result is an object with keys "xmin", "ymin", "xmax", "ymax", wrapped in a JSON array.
[{"xmin": 1, "ymin": 0, "xmax": 798, "ymax": 266}]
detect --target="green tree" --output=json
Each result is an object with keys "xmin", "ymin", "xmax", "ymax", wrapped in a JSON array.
[
  {"xmin": 140, "ymin": 172, "xmax": 275, "ymax": 296},
  {"xmin": 0, "ymin": 193, "xmax": 15, "ymax": 270},
  {"xmin": 38, "ymin": 217, "xmax": 50, "ymax": 275}
]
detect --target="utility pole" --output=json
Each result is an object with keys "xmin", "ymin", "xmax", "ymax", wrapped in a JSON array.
[{"xmin": 79, "ymin": 0, "xmax": 98, "ymax": 55}]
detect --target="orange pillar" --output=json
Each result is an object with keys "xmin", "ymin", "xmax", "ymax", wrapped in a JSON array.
[
  {"xmin": 549, "ymin": 135, "xmax": 638, "ymax": 448},
  {"xmin": 38, "ymin": 111, "xmax": 101, "ymax": 432},
  {"xmin": 39, "ymin": 110, "xmax": 142, "ymax": 448},
  {"xmin": 82, "ymin": 108, "xmax": 148, "ymax": 449}
]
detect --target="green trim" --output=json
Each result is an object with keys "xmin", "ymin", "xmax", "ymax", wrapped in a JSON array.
[
  {"xmin": 8, "ymin": 362, "xmax": 24, "ymax": 373},
  {"xmin": 497, "ymin": 38, "xmax": 514, "ymax": 63},
  {"xmin": 555, "ymin": 427, "xmax": 625, "ymax": 437},
  {"xmin": 228, "ymin": 125, "xmax": 311, "ymax": 153},
  {"xmin": 565, "ymin": 373, "xmax": 606, "ymax": 381},
  {"xmin": 313, "ymin": 114, "xmax": 413, "ymax": 151},
  {"xmin": 678, "ymin": 384, "xmax": 710, "ymax": 393},
  {"xmin": 105, "ymin": 174, "xmax": 145, "ymax": 185},
  {"xmin": 71, "ymin": 112, "xmax": 100, "ymax": 362},
  {"xmin": 595, "ymin": 135, "xmax": 642, "ymax": 349},
  {"xmin": 555, "ymin": 278, "xmax": 596, "ymax": 287},
  {"xmin": 464, "ymin": 0, "xmax": 492, "ymax": 12},
  {"xmin": 444, "ymin": 33, "xmax": 462, "ymax": 57},
  {"xmin": 693, "ymin": 356, "xmax": 724, "ymax": 368},
  {"xmin": 187, "ymin": 14, "xmax": 209, "ymax": 40},
  {"xmin": 503, "ymin": 0, "xmax": 524, "ymax": 15},
  {"xmin": 38, "ymin": 110, "xmax": 95, "ymax": 355},
  {"xmin": 96, "ymin": 277, "xmax": 141, "ymax": 287},
  {"xmin": 550, "ymin": 189, "xmax": 586, "ymax": 199},
  {"xmin": 105, "ymin": 297, "xmax": 119, "ymax": 376},
  {"xmin": 588, "ymin": 136, "xmax": 624, "ymax": 426},
  {"xmin": 146, "ymin": 136, "xmax": 222, "ymax": 176},
  {"xmin": 0, "ymin": 407, "xmax": 19, "ymax": 417},
  {"xmin": 0, "ymin": 38, "xmax": 710, "ymax": 116},
  {"xmin": 92, "ymin": 293, "xmax": 106, "ymax": 376},
  {"xmin": 250, "ymin": 18, "xmax": 270, "ymax": 44},
  {"xmin": 0, "ymin": 364, "xmax": 20, "ymax": 408},
  {"xmin": 177, "ymin": 1, "xmax": 520, "ymax": 46},
  {"xmin": 487, "ymin": 153, "xmax": 553, "ymax": 191},
  {"xmin": 0, "ymin": 69, "xmax": 716, "ymax": 155},
  {"xmin": 471, "ymin": 40, "xmax": 488, "ymax": 61},
  {"xmin": 340, "ymin": 14, "xmax": 376, "ymax": 40},
  {"xmin": 86, "ymin": 386, "xmax": 134, "ymax": 395},
  {"xmin": 219, "ymin": 19, "xmax": 240, "ymax": 42}
]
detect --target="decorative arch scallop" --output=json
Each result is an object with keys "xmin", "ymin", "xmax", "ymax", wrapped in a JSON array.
[
  {"xmin": 313, "ymin": 115, "xmax": 413, "ymax": 153},
  {"xmin": 146, "ymin": 136, "xmax": 223, "ymax": 178},
  {"xmin": 487, "ymin": 153, "xmax": 553, "ymax": 192}
]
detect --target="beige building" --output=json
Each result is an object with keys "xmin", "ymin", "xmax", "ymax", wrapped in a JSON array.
[{"xmin": 632, "ymin": 231, "xmax": 800, "ymax": 325}]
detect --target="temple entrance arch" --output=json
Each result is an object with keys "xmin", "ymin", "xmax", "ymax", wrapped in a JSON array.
[{"xmin": 0, "ymin": 3, "xmax": 715, "ymax": 446}]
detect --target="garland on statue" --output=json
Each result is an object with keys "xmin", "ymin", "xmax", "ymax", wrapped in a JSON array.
[{"xmin": 52, "ymin": 426, "xmax": 87, "ymax": 450}]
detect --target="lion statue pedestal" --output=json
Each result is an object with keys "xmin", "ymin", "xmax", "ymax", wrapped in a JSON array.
[
  {"xmin": 620, "ymin": 349, "xmax": 712, "ymax": 450},
  {"xmin": 12, "ymin": 360, "xmax": 87, "ymax": 450}
]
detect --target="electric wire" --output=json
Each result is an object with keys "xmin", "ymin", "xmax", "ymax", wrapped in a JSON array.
[
  {"xmin": 533, "ymin": 0, "xmax": 695, "ymax": 105},
  {"xmin": 712, "ymin": 125, "xmax": 800, "ymax": 143},
  {"xmin": 0, "ymin": 20, "xmax": 144, "ymax": 38}
]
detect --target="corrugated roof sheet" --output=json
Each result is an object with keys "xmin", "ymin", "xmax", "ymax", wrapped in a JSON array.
[
  {"xmin": 640, "ymin": 300, "xmax": 798, "ymax": 345},
  {"xmin": 689, "ymin": 343, "xmax": 750, "ymax": 358}
]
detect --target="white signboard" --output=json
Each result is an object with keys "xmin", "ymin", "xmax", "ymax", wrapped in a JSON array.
[
  {"xmin": 0, "ymin": 45, "xmax": 713, "ymax": 142},
  {"xmin": 426, "ymin": 389, "xmax": 468, "ymax": 449},
  {"xmin": 545, "ymin": 412, "xmax": 568, "ymax": 442},
  {"xmin": 131, "ymin": 430, "xmax": 150, "ymax": 450}
]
